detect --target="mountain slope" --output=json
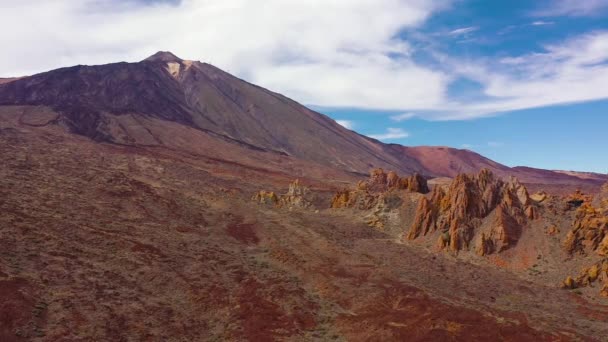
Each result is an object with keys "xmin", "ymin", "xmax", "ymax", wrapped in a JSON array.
[
  {"xmin": 0, "ymin": 52, "xmax": 423, "ymax": 175},
  {"xmin": 0, "ymin": 78, "xmax": 17, "ymax": 85},
  {"xmin": 392, "ymin": 145, "xmax": 607, "ymax": 188},
  {"xmin": 0, "ymin": 52, "xmax": 603, "ymax": 189}
]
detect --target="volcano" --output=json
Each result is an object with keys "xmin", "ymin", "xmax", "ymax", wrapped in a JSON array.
[{"xmin": 0, "ymin": 52, "xmax": 603, "ymax": 189}]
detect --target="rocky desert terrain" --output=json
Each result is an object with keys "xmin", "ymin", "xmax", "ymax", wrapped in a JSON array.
[{"xmin": 1, "ymin": 53, "xmax": 607, "ymax": 341}]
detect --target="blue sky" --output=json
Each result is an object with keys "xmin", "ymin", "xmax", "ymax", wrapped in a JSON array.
[
  {"xmin": 319, "ymin": 0, "xmax": 608, "ymax": 173},
  {"xmin": 0, "ymin": 0, "xmax": 607, "ymax": 172},
  {"xmin": 324, "ymin": 102, "xmax": 608, "ymax": 173}
]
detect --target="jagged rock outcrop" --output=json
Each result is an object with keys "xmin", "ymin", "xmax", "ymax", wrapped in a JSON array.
[
  {"xmin": 561, "ymin": 187, "xmax": 608, "ymax": 299},
  {"xmin": 330, "ymin": 189, "xmax": 378, "ymax": 210},
  {"xmin": 564, "ymin": 190, "xmax": 592, "ymax": 211},
  {"xmin": 562, "ymin": 260, "xmax": 608, "ymax": 297},
  {"xmin": 331, "ymin": 169, "xmax": 428, "ymax": 209},
  {"xmin": 253, "ymin": 179, "xmax": 313, "ymax": 210},
  {"xmin": 406, "ymin": 169, "xmax": 537, "ymax": 255},
  {"xmin": 563, "ymin": 189, "xmax": 608, "ymax": 256},
  {"xmin": 403, "ymin": 173, "xmax": 430, "ymax": 194},
  {"xmin": 346, "ymin": 168, "xmax": 429, "ymax": 195},
  {"xmin": 279, "ymin": 179, "xmax": 313, "ymax": 209},
  {"xmin": 330, "ymin": 169, "xmax": 426, "ymax": 229}
]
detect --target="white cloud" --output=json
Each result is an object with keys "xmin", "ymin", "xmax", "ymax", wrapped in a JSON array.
[
  {"xmin": 368, "ymin": 127, "xmax": 410, "ymax": 140},
  {"xmin": 0, "ymin": 1, "xmax": 607, "ymax": 122},
  {"xmin": 461, "ymin": 143, "xmax": 474, "ymax": 149},
  {"xmin": 531, "ymin": 21, "xmax": 554, "ymax": 26},
  {"xmin": 417, "ymin": 31, "xmax": 608, "ymax": 120},
  {"xmin": 390, "ymin": 113, "xmax": 417, "ymax": 121},
  {"xmin": 0, "ymin": 0, "xmax": 451, "ymax": 111},
  {"xmin": 335, "ymin": 120, "xmax": 355, "ymax": 129},
  {"xmin": 533, "ymin": 0, "xmax": 608, "ymax": 17},
  {"xmin": 447, "ymin": 26, "xmax": 478, "ymax": 36}
]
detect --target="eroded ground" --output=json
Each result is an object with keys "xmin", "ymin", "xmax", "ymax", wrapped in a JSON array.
[{"xmin": 1, "ymin": 113, "xmax": 607, "ymax": 341}]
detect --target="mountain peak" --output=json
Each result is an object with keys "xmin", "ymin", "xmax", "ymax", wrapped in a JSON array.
[{"xmin": 144, "ymin": 51, "xmax": 183, "ymax": 63}]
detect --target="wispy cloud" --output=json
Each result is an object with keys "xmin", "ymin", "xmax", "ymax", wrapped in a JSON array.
[
  {"xmin": 368, "ymin": 128, "xmax": 410, "ymax": 140},
  {"xmin": 531, "ymin": 20, "xmax": 554, "ymax": 26},
  {"xmin": 335, "ymin": 120, "xmax": 355, "ymax": 130},
  {"xmin": 533, "ymin": 0, "xmax": 608, "ymax": 17},
  {"xmin": 390, "ymin": 113, "xmax": 416, "ymax": 122},
  {"xmin": 418, "ymin": 30, "xmax": 608, "ymax": 120},
  {"xmin": 461, "ymin": 144, "xmax": 474, "ymax": 149},
  {"xmin": 448, "ymin": 26, "xmax": 478, "ymax": 36}
]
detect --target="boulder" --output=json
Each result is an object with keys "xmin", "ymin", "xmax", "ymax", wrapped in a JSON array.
[
  {"xmin": 562, "ymin": 276, "xmax": 576, "ymax": 289},
  {"xmin": 601, "ymin": 284, "xmax": 608, "ymax": 298},
  {"xmin": 530, "ymin": 191, "xmax": 548, "ymax": 203}
]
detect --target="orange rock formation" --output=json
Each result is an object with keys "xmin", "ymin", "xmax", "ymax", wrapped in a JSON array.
[
  {"xmin": 406, "ymin": 169, "xmax": 537, "ymax": 255},
  {"xmin": 253, "ymin": 179, "xmax": 313, "ymax": 209}
]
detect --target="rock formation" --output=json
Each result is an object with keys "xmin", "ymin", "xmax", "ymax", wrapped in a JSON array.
[
  {"xmin": 406, "ymin": 169, "xmax": 536, "ymax": 255},
  {"xmin": 330, "ymin": 189, "xmax": 378, "ymax": 210},
  {"xmin": 564, "ymin": 190, "xmax": 592, "ymax": 211},
  {"xmin": 562, "ymin": 260, "xmax": 608, "ymax": 297},
  {"xmin": 363, "ymin": 193, "xmax": 403, "ymax": 230},
  {"xmin": 279, "ymin": 179, "xmax": 313, "ymax": 209},
  {"xmin": 331, "ymin": 168, "xmax": 428, "ymax": 207},
  {"xmin": 253, "ymin": 180, "xmax": 313, "ymax": 210},
  {"xmin": 402, "ymin": 173, "xmax": 430, "ymax": 194},
  {"xmin": 530, "ymin": 191, "xmax": 548, "ymax": 203},
  {"xmin": 252, "ymin": 191, "xmax": 279, "ymax": 205},
  {"xmin": 330, "ymin": 169, "xmax": 427, "ymax": 229},
  {"xmin": 593, "ymin": 182, "xmax": 608, "ymax": 208},
  {"xmin": 562, "ymin": 186, "xmax": 608, "ymax": 256},
  {"xmin": 331, "ymin": 169, "xmax": 427, "ymax": 209},
  {"xmin": 559, "ymin": 185, "xmax": 608, "ymax": 298}
]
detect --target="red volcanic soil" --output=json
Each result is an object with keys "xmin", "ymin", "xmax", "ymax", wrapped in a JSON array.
[
  {"xmin": 336, "ymin": 280, "xmax": 563, "ymax": 342},
  {"xmin": 0, "ymin": 278, "xmax": 46, "ymax": 341},
  {"xmin": 231, "ymin": 278, "xmax": 317, "ymax": 341},
  {"xmin": 227, "ymin": 219, "xmax": 260, "ymax": 245}
]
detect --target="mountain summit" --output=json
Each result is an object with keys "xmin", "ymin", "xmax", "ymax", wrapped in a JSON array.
[{"xmin": 143, "ymin": 51, "xmax": 184, "ymax": 63}]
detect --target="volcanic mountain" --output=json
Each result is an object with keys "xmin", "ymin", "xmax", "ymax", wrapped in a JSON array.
[{"xmin": 0, "ymin": 51, "xmax": 603, "ymax": 189}]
